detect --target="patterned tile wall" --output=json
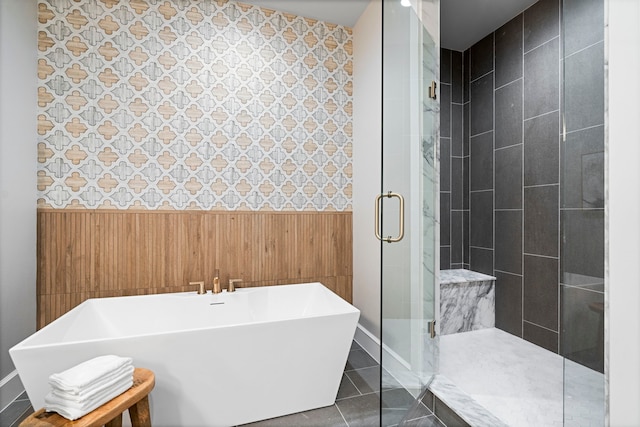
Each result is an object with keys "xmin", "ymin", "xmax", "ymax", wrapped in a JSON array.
[{"xmin": 37, "ymin": 0, "xmax": 353, "ymax": 211}]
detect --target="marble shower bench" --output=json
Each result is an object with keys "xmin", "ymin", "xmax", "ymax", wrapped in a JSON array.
[{"xmin": 440, "ymin": 269, "xmax": 496, "ymax": 335}]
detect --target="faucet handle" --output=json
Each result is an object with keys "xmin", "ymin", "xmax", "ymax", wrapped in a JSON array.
[
  {"xmin": 189, "ymin": 281, "xmax": 206, "ymax": 295},
  {"xmin": 212, "ymin": 276, "xmax": 222, "ymax": 294},
  {"xmin": 228, "ymin": 279, "xmax": 243, "ymax": 293}
]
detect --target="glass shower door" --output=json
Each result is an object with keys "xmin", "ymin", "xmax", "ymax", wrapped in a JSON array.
[{"xmin": 379, "ymin": 0, "xmax": 439, "ymax": 424}]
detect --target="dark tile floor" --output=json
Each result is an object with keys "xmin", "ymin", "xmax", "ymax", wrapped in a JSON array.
[
  {"xmin": 0, "ymin": 341, "xmax": 446, "ymax": 427},
  {"xmin": 0, "ymin": 391, "xmax": 32, "ymax": 427},
  {"xmin": 242, "ymin": 341, "xmax": 445, "ymax": 427}
]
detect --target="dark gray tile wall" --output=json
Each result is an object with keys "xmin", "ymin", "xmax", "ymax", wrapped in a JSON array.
[
  {"xmin": 468, "ymin": 30, "xmax": 495, "ymax": 275},
  {"xmin": 495, "ymin": 210, "xmax": 522, "ymax": 274},
  {"xmin": 440, "ymin": 0, "xmax": 603, "ymax": 362},
  {"xmin": 523, "ymin": 255, "xmax": 559, "ymax": 331},
  {"xmin": 495, "ymin": 80, "xmax": 523, "ymax": 149},
  {"xmin": 495, "ymin": 271, "xmax": 523, "ymax": 336},
  {"xmin": 523, "ymin": 112, "xmax": 559, "ymax": 186},
  {"xmin": 440, "ymin": 49, "xmax": 465, "ymax": 270},
  {"xmin": 523, "ymin": 38, "xmax": 559, "ymax": 119},
  {"xmin": 495, "ymin": 145, "xmax": 522, "ymax": 209},
  {"xmin": 465, "ymin": 0, "xmax": 562, "ymax": 351},
  {"xmin": 560, "ymin": 0, "xmax": 605, "ymax": 372},
  {"xmin": 470, "ymin": 191, "xmax": 493, "ymax": 248},
  {"xmin": 524, "ymin": 185, "xmax": 559, "ymax": 257},
  {"xmin": 463, "ymin": 50, "xmax": 470, "ymax": 269},
  {"xmin": 523, "ymin": 0, "xmax": 560, "ymax": 52},
  {"xmin": 470, "ymin": 132, "xmax": 493, "ymax": 191}
]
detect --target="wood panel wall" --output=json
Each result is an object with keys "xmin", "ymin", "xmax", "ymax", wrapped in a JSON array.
[{"xmin": 37, "ymin": 209, "xmax": 352, "ymax": 328}]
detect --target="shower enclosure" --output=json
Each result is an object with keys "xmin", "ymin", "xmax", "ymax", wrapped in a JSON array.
[
  {"xmin": 378, "ymin": 0, "xmax": 605, "ymax": 425},
  {"xmin": 378, "ymin": 0, "xmax": 440, "ymax": 423}
]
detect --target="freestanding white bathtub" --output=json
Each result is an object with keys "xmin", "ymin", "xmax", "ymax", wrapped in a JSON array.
[{"xmin": 10, "ymin": 282, "xmax": 360, "ymax": 426}]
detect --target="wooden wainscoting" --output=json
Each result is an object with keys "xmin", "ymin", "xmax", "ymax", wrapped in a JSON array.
[{"xmin": 37, "ymin": 209, "xmax": 352, "ymax": 328}]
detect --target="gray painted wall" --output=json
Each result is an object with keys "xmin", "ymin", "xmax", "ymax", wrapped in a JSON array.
[{"xmin": 0, "ymin": 0, "xmax": 37, "ymax": 408}]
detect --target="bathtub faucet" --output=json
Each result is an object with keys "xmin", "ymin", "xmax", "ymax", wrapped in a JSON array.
[
  {"xmin": 189, "ymin": 281, "xmax": 206, "ymax": 295},
  {"xmin": 228, "ymin": 279, "xmax": 243, "ymax": 292},
  {"xmin": 212, "ymin": 274, "xmax": 222, "ymax": 294}
]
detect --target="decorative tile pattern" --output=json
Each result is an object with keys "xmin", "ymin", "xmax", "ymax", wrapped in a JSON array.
[{"xmin": 37, "ymin": 0, "xmax": 353, "ymax": 211}]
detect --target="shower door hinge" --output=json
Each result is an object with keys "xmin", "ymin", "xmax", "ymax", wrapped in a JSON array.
[
  {"xmin": 428, "ymin": 320, "xmax": 436, "ymax": 338},
  {"xmin": 428, "ymin": 81, "xmax": 437, "ymax": 100}
]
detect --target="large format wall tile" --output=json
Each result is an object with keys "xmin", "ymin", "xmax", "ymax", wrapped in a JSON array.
[
  {"xmin": 523, "ymin": 37, "xmax": 559, "ymax": 119},
  {"xmin": 451, "ymin": 157, "xmax": 463, "ymax": 210},
  {"xmin": 524, "ymin": 111, "xmax": 559, "ymax": 186},
  {"xmin": 495, "ymin": 79, "xmax": 522, "ymax": 150},
  {"xmin": 562, "ymin": 0, "xmax": 605, "ymax": 56},
  {"xmin": 495, "ymin": 144, "xmax": 522, "ymax": 209},
  {"xmin": 495, "ymin": 14, "xmax": 523, "ymax": 88},
  {"xmin": 440, "ymin": 137, "xmax": 451, "ymax": 191},
  {"xmin": 523, "ymin": 320, "xmax": 558, "ymax": 353},
  {"xmin": 470, "ymin": 73, "xmax": 493, "ymax": 136},
  {"xmin": 561, "ymin": 125, "xmax": 604, "ymax": 209},
  {"xmin": 561, "ymin": 284, "xmax": 604, "ymax": 372},
  {"xmin": 440, "ymin": 192, "xmax": 451, "ymax": 246},
  {"xmin": 495, "ymin": 270, "xmax": 523, "ymax": 337},
  {"xmin": 441, "ymin": 246, "xmax": 451, "ymax": 271},
  {"xmin": 495, "ymin": 210, "xmax": 522, "ymax": 274},
  {"xmin": 441, "ymin": 48, "xmax": 451, "ymax": 84},
  {"xmin": 37, "ymin": 0, "xmax": 353, "ymax": 211},
  {"xmin": 440, "ymin": 81, "xmax": 451, "ymax": 138},
  {"xmin": 470, "ymin": 131, "xmax": 493, "ymax": 191},
  {"xmin": 451, "ymin": 104, "xmax": 463, "ymax": 156},
  {"xmin": 524, "ymin": 185, "xmax": 559, "ymax": 257},
  {"xmin": 523, "ymin": 0, "xmax": 559, "ymax": 52},
  {"xmin": 470, "ymin": 191, "xmax": 493, "ymax": 249},
  {"xmin": 470, "ymin": 247, "xmax": 493, "ymax": 276},
  {"xmin": 458, "ymin": 0, "xmax": 604, "ymax": 362},
  {"xmin": 451, "ymin": 51, "xmax": 463, "ymax": 103},
  {"xmin": 523, "ymin": 255, "xmax": 558, "ymax": 331},
  {"xmin": 470, "ymin": 33, "xmax": 494, "ymax": 81},
  {"xmin": 451, "ymin": 210, "xmax": 463, "ymax": 264},
  {"xmin": 563, "ymin": 42, "xmax": 605, "ymax": 133},
  {"xmin": 561, "ymin": 209, "xmax": 604, "ymax": 280}
]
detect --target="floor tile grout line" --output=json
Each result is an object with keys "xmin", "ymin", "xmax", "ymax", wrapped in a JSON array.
[
  {"xmin": 336, "ymin": 388, "xmax": 381, "ymax": 402},
  {"xmin": 334, "ymin": 402, "xmax": 350, "ymax": 427},
  {"xmin": 344, "ymin": 363, "xmax": 378, "ymax": 373},
  {"xmin": 343, "ymin": 370, "xmax": 363, "ymax": 396},
  {"xmin": 7, "ymin": 404, "xmax": 33, "ymax": 427}
]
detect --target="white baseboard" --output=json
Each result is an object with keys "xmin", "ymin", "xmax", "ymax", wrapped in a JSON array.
[
  {"xmin": 354, "ymin": 323, "xmax": 380, "ymax": 363},
  {"xmin": 0, "ymin": 370, "xmax": 25, "ymax": 413}
]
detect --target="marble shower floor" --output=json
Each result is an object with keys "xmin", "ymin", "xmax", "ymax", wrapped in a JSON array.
[{"xmin": 439, "ymin": 328, "xmax": 605, "ymax": 427}]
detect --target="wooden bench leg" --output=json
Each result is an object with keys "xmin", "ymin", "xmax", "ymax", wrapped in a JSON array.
[
  {"xmin": 105, "ymin": 413, "xmax": 123, "ymax": 427},
  {"xmin": 128, "ymin": 396, "xmax": 151, "ymax": 427}
]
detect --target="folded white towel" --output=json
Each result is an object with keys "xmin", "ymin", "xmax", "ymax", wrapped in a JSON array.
[
  {"xmin": 45, "ymin": 378, "xmax": 133, "ymax": 421},
  {"xmin": 48, "ymin": 355, "xmax": 132, "ymax": 394},
  {"xmin": 50, "ymin": 364, "xmax": 134, "ymax": 403}
]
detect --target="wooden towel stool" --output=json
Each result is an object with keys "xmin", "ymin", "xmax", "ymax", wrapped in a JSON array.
[{"xmin": 20, "ymin": 367, "xmax": 155, "ymax": 427}]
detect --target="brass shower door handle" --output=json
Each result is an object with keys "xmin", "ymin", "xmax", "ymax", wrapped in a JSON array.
[{"xmin": 375, "ymin": 192, "xmax": 405, "ymax": 243}]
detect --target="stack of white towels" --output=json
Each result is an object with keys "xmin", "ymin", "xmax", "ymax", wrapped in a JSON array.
[{"xmin": 44, "ymin": 355, "xmax": 134, "ymax": 420}]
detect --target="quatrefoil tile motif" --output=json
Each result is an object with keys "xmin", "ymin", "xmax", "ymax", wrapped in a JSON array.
[{"xmin": 37, "ymin": 0, "xmax": 353, "ymax": 211}]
